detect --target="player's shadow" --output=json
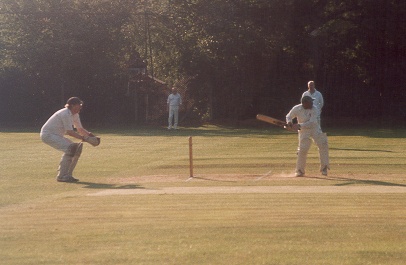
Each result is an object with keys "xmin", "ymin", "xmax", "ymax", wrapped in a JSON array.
[
  {"xmin": 333, "ymin": 177, "xmax": 406, "ymax": 187},
  {"xmin": 330, "ymin": 147, "xmax": 393, "ymax": 153},
  {"xmin": 304, "ymin": 176, "xmax": 406, "ymax": 187},
  {"xmin": 188, "ymin": 176, "xmax": 237, "ymax": 182},
  {"xmin": 74, "ymin": 181, "xmax": 145, "ymax": 190}
]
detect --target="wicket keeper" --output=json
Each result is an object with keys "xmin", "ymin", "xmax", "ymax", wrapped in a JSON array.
[{"xmin": 40, "ymin": 97, "xmax": 94, "ymax": 182}]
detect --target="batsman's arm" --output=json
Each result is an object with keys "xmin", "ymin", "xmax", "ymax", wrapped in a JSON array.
[
  {"xmin": 286, "ymin": 109, "xmax": 300, "ymax": 131},
  {"xmin": 286, "ymin": 110, "xmax": 294, "ymax": 125}
]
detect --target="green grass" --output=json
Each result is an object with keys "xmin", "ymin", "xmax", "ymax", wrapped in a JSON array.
[{"xmin": 0, "ymin": 125, "xmax": 405, "ymax": 264}]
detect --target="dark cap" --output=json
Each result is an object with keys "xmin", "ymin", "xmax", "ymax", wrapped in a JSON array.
[
  {"xmin": 66, "ymin": 97, "xmax": 83, "ymax": 106},
  {"xmin": 301, "ymin": 96, "xmax": 314, "ymax": 104}
]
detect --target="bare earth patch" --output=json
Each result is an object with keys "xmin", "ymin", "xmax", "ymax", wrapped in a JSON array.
[
  {"xmin": 109, "ymin": 173, "xmax": 405, "ymax": 183},
  {"xmin": 110, "ymin": 174, "xmax": 282, "ymax": 183},
  {"xmin": 91, "ymin": 173, "xmax": 406, "ymax": 196},
  {"xmin": 89, "ymin": 185, "xmax": 406, "ymax": 196}
]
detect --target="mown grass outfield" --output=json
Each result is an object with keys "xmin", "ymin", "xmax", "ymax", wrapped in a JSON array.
[{"xmin": 0, "ymin": 125, "xmax": 405, "ymax": 265}]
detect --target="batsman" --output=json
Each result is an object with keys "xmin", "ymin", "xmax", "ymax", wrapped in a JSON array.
[
  {"xmin": 40, "ymin": 97, "xmax": 100, "ymax": 182},
  {"xmin": 286, "ymin": 96, "xmax": 329, "ymax": 177}
]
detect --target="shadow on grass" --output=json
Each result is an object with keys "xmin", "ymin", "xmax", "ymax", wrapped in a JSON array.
[
  {"xmin": 304, "ymin": 176, "xmax": 406, "ymax": 187},
  {"xmin": 189, "ymin": 176, "xmax": 238, "ymax": 183},
  {"xmin": 75, "ymin": 182, "xmax": 145, "ymax": 190},
  {"xmin": 330, "ymin": 147, "xmax": 394, "ymax": 153},
  {"xmin": 325, "ymin": 128, "xmax": 406, "ymax": 138}
]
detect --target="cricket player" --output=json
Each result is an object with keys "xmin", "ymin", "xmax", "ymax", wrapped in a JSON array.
[
  {"xmin": 167, "ymin": 87, "xmax": 182, "ymax": 129},
  {"xmin": 302, "ymin": 81, "xmax": 324, "ymax": 128},
  {"xmin": 40, "ymin": 97, "xmax": 94, "ymax": 182},
  {"xmin": 286, "ymin": 95, "xmax": 329, "ymax": 177}
]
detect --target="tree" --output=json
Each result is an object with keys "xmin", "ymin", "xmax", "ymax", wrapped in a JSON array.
[{"xmin": 1, "ymin": 0, "xmax": 405, "ymax": 125}]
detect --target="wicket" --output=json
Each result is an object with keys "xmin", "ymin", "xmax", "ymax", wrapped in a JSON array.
[{"xmin": 189, "ymin": 136, "xmax": 193, "ymax": 177}]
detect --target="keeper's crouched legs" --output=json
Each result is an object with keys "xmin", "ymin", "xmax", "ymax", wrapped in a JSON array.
[{"xmin": 57, "ymin": 143, "xmax": 83, "ymax": 181}]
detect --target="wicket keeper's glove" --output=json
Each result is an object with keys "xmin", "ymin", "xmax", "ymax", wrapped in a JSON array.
[{"xmin": 83, "ymin": 135, "xmax": 101, "ymax": 146}]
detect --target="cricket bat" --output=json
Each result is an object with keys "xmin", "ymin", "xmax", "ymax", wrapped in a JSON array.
[{"xmin": 256, "ymin": 114, "xmax": 292, "ymax": 130}]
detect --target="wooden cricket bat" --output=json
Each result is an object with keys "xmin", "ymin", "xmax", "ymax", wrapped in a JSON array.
[{"xmin": 256, "ymin": 114, "xmax": 288, "ymax": 128}]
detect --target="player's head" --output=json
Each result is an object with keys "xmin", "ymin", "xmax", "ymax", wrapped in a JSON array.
[
  {"xmin": 171, "ymin": 87, "xmax": 177, "ymax": 94},
  {"xmin": 301, "ymin": 95, "xmax": 313, "ymax": 109},
  {"xmin": 308, "ymin": 81, "xmax": 315, "ymax": 91},
  {"xmin": 65, "ymin": 97, "xmax": 83, "ymax": 113}
]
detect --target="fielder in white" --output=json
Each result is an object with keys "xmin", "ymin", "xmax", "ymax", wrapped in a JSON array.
[
  {"xmin": 286, "ymin": 96, "xmax": 329, "ymax": 177},
  {"xmin": 302, "ymin": 81, "xmax": 324, "ymax": 128},
  {"xmin": 40, "ymin": 97, "xmax": 94, "ymax": 182},
  {"xmin": 167, "ymin": 87, "xmax": 182, "ymax": 129}
]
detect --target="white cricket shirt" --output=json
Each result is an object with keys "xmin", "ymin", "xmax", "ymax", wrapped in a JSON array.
[
  {"xmin": 41, "ymin": 108, "xmax": 83, "ymax": 136},
  {"xmin": 286, "ymin": 104, "xmax": 319, "ymax": 129}
]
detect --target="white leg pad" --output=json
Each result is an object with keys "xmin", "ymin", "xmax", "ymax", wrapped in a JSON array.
[
  {"xmin": 67, "ymin": 143, "xmax": 83, "ymax": 176},
  {"xmin": 296, "ymin": 132, "xmax": 312, "ymax": 174},
  {"xmin": 314, "ymin": 132, "xmax": 329, "ymax": 170},
  {"xmin": 57, "ymin": 154, "xmax": 73, "ymax": 178}
]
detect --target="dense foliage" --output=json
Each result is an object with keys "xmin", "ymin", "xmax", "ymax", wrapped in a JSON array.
[{"xmin": 1, "ymin": 0, "xmax": 405, "ymax": 125}]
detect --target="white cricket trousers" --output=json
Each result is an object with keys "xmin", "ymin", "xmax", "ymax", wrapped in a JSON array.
[
  {"xmin": 40, "ymin": 133, "xmax": 73, "ymax": 152},
  {"xmin": 168, "ymin": 105, "xmax": 179, "ymax": 128},
  {"xmin": 40, "ymin": 133, "xmax": 79, "ymax": 178},
  {"xmin": 296, "ymin": 128, "xmax": 329, "ymax": 175}
]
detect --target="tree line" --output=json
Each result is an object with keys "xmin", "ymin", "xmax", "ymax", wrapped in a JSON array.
[{"xmin": 1, "ymin": 0, "xmax": 405, "ymax": 126}]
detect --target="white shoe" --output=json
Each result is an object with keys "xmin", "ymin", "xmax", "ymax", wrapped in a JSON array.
[
  {"xmin": 295, "ymin": 170, "xmax": 304, "ymax": 177},
  {"xmin": 168, "ymin": 126, "xmax": 172, "ymax": 130}
]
